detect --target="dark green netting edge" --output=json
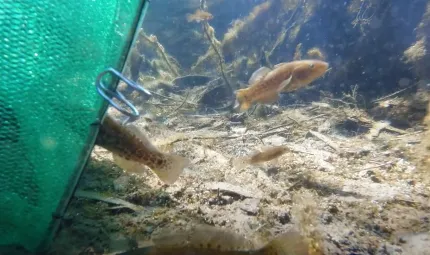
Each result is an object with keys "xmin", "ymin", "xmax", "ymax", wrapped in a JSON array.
[{"xmin": 33, "ymin": 1, "xmax": 151, "ymax": 253}]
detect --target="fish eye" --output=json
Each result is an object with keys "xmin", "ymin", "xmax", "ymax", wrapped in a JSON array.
[{"xmin": 309, "ymin": 63, "xmax": 314, "ymax": 68}]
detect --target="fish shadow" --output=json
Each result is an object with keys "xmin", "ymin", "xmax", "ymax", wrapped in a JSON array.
[{"xmin": 288, "ymin": 175, "xmax": 366, "ymax": 199}]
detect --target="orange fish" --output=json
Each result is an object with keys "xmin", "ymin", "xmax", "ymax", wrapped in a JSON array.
[
  {"xmin": 232, "ymin": 146, "xmax": 290, "ymax": 170},
  {"xmin": 235, "ymin": 60, "xmax": 329, "ymax": 112},
  {"xmin": 95, "ymin": 114, "xmax": 190, "ymax": 185},
  {"xmin": 186, "ymin": 9, "xmax": 214, "ymax": 23},
  {"xmin": 116, "ymin": 224, "xmax": 318, "ymax": 255}
]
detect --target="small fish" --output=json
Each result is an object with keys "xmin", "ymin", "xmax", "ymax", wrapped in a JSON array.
[
  {"xmin": 116, "ymin": 225, "xmax": 317, "ymax": 255},
  {"xmin": 95, "ymin": 114, "xmax": 190, "ymax": 185},
  {"xmin": 234, "ymin": 60, "xmax": 329, "ymax": 112},
  {"xmin": 186, "ymin": 9, "xmax": 213, "ymax": 23},
  {"xmin": 232, "ymin": 146, "xmax": 290, "ymax": 170}
]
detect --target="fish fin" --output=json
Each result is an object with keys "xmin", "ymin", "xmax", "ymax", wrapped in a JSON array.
[
  {"xmin": 153, "ymin": 225, "xmax": 255, "ymax": 250},
  {"xmin": 258, "ymin": 92, "xmax": 280, "ymax": 104},
  {"xmin": 235, "ymin": 89, "xmax": 252, "ymax": 112},
  {"xmin": 152, "ymin": 154, "xmax": 190, "ymax": 185},
  {"xmin": 186, "ymin": 14, "xmax": 194, "ymax": 22},
  {"xmin": 270, "ymin": 157, "xmax": 280, "ymax": 166},
  {"xmin": 126, "ymin": 125, "xmax": 160, "ymax": 153},
  {"xmin": 240, "ymin": 101, "xmax": 252, "ymax": 112},
  {"xmin": 259, "ymin": 230, "xmax": 312, "ymax": 255},
  {"xmin": 232, "ymin": 156, "xmax": 250, "ymax": 170},
  {"xmin": 274, "ymin": 62, "xmax": 288, "ymax": 69},
  {"xmin": 277, "ymin": 75, "xmax": 293, "ymax": 92},
  {"xmin": 249, "ymin": 66, "xmax": 271, "ymax": 84},
  {"xmin": 113, "ymin": 154, "xmax": 147, "ymax": 174},
  {"xmin": 113, "ymin": 152, "xmax": 189, "ymax": 185}
]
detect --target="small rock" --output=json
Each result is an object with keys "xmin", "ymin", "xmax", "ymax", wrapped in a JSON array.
[
  {"xmin": 407, "ymin": 179, "xmax": 416, "ymax": 186},
  {"xmin": 366, "ymin": 170, "xmax": 376, "ymax": 176},
  {"xmin": 371, "ymin": 176, "xmax": 382, "ymax": 183},
  {"xmin": 262, "ymin": 135, "xmax": 287, "ymax": 146},
  {"xmin": 113, "ymin": 175, "xmax": 131, "ymax": 192},
  {"xmin": 229, "ymin": 113, "xmax": 246, "ymax": 123},
  {"xmin": 277, "ymin": 211, "xmax": 291, "ymax": 224},
  {"xmin": 322, "ymin": 213, "xmax": 333, "ymax": 224},
  {"xmin": 239, "ymin": 198, "xmax": 260, "ymax": 215},
  {"xmin": 231, "ymin": 126, "xmax": 247, "ymax": 134},
  {"xmin": 376, "ymin": 243, "xmax": 403, "ymax": 255},
  {"xmin": 267, "ymin": 167, "xmax": 279, "ymax": 177},
  {"xmin": 317, "ymin": 159, "xmax": 335, "ymax": 172},
  {"xmin": 221, "ymin": 195, "xmax": 234, "ymax": 204},
  {"xmin": 204, "ymin": 182, "xmax": 263, "ymax": 198},
  {"xmin": 144, "ymin": 226, "xmax": 154, "ymax": 234},
  {"xmin": 328, "ymin": 204, "xmax": 339, "ymax": 214}
]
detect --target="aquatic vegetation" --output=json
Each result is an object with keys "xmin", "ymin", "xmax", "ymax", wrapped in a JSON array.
[
  {"xmin": 142, "ymin": 32, "xmax": 181, "ymax": 77},
  {"xmin": 293, "ymin": 43, "xmax": 303, "ymax": 61},
  {"xmin": 403, "ymin": 1, "xmax": 430, "ymax": 81},
  {"xmin": 306, "ymin": 47, "xmax": 325, "ymax": 60},
  {"xmin": 291, "ymin": 190, "xmax": 323, "ymax": 255}
]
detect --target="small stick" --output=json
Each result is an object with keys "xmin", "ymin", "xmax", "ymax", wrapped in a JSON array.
[
  {"xmin": 372, "ymin": 83, "xmax": 418, "ymax": 103},
  {"xmin": 166, "ymin": 91, "xmax": 191, "ymax": 117},
  {"xmin": 74, "ymin": 190, "xmax": 144, "ymax": 212},
  {"xmin": 308, "ymin": 130, "xmax": 340, "ymax": 152},
  {"xmin": 146, "ymin": 88, "xmax": 198, "ymax": 106},
  {"xmin": 166, "ymin": 134, "xmax": 241, "ymax": 145}
]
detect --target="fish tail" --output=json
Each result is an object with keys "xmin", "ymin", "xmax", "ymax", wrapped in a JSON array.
[
  {"xmin": 112, "ymin": 152, "xmax": 189, "ymax": 185},
  {"xmin": 258, "ymin": 230, "xmax": 316, "ymax": 255},
  {"xmin": 153, "ymin": 153, "xmax": 190, "ymax": 185},
  {"xmin": 231, "ymin": 156, "xmax": 250, "ymax": 170},
  {"xmin": 186, "ymin": 14, "xmax": 194, "ymax": 22},
  {"xmin": 235, "ymin": 89, "xmax": 252, "ymax": 112}
]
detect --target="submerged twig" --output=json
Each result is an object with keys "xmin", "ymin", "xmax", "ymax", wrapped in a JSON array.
[
  {"xmin": 372, "ymin": 82, "xmax": 419, "ymax": 103},
  {"xmin": 202, "ymin": 22, "xmax": 234, "ymax": 95},
  {"xmin": 142, "ymin": 32, "xmax": 180, "ymax": 77},
  {"xmin": 166, "ymin": 91, "xmax": 191, "ymax": 117},
  {"xmin": 308, "ymin": 130, "xmax": 340, "ymax": 152},
  {"xmin": 146, "ymin": 88, "xmax": 198, "ymax": 106},
  {"xmin": 74, "ymin": 190, "xmax": 144, "ymax": 212},
  {"xmin": 267, "ymin": 1, "xmax": 302, "ymax": 59}
]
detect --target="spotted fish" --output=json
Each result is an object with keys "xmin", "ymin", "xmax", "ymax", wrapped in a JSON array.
[{"xmin": 95, "ymin": 114, "xmax": 189, "ymax": 184}]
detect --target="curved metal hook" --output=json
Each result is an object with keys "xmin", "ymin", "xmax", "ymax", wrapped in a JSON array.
[{"xmin": 95, "ymin": 68, "xmax": 151, "ymax": 118}]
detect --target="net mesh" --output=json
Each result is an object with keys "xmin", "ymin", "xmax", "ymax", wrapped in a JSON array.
[{"xmin": 0, "ymin": 0, "xmax": 147, "ymax": 252}]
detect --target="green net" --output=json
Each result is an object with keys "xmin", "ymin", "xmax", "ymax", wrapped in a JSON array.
[{"xmin": 0, "ymin": 0, "xmax": 148, "ymax": 252}]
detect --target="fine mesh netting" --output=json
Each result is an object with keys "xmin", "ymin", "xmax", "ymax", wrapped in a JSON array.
[{"xmin": 0, "ymin": 0, "xmax": 147, "ymax": 252}]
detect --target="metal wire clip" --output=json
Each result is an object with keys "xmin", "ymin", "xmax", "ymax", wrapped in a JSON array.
[{"xmin": 95, "ymin": 68, "xmax": 151, "ymax": 118}]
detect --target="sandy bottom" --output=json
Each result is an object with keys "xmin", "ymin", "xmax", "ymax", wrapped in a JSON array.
[{"xmin": 49, "ymin": 102, "xmax": 430, "ymax": 255}]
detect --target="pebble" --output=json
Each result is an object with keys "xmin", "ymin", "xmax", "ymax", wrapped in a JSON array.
[
  {"xmin": 239, "ymin": 198, "xmax": 260, "ymax": 216},
  {"xmin": 113, "ymin": 175, "xmax": 131, "ymax": 192},
  {"xmin": 277, "ymin": 211, "xmax": 291, "ymax": 224}
]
